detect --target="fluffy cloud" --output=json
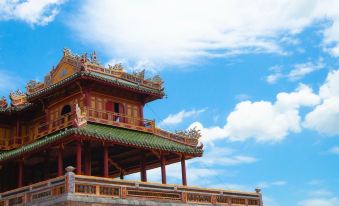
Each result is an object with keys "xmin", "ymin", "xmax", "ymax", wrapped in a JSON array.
[
  {"xmin": 304, "ymin": 70, "xmax": 339, "ymax": 135},
  {"xmin": 0, "ymin": 0, "xmax": 65, "ymax": 26},
  {"xmin": 189, "ymin": 70, "xmax": 339, "ymax": 143},
  {"xmin": 191, "ymin": 84, "xmax": 320, "ymax": 143},
  {"xmin": 159, "ymin": 109, "xmax": 205, "ymax": 127},
  {"xmin": 70, "ymin": 0, "xmax": 339, "ymax": 67}
]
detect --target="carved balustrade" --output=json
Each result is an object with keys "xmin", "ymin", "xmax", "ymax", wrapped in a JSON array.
[
  {"xmin": 86, "ymin": 64, "xmax": 163, "ymax": 90},
  {"xmin": 85, "ymin": 108, "xmax": 199, "ymax": 146},
  {"xmin": 36, "ymin": 113, "xmax": 75, "ymax": 139},
  {"xmin": 1, "ymin": 107, "xmax": 198, "ymax": 150},
  {"xmin": 0, "ymin": 176, "xmax": 65, "ymax": 206},
  {"xmin": 0, "ymin": 174, "xmax": 261, "ymax": 205}
]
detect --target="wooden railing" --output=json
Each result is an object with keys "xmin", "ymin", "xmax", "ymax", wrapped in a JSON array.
[
  {"xmin": 0, "ymin": 107, "xmax": 198, "ymax": 151},
  {"xmin": 86, "ymin": 64, "xmax": 163, "ymax": 90},
  {"xmin": 32, "ymin": 113, "xmax": 75, "ymax": 142},
  {"xmin": 0, "ymin": 172, "xmax": 262, "ymax": 206},
  {"xmin": 0, "ymin": 176, "xmax": 65, "ymax": 206},
  {"xmin": 73, "ymin": 175, "xmax": 262, "ymax": 205},
  {"xmin": 0, "ymin": 113, "xmax": 73, "ymax": 150},
  {"xmin": 85, "ymin": 108, "xmax": 199, "ymax": 146}
]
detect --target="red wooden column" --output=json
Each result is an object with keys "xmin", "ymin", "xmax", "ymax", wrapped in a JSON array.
[
  {"xmin": 161, "ymin": 154, "xmax": 167, "ymax": 184},
  {"xmin": 103, "ymin": 145, "xmax": 109, "ymax": 177},
  {"xmin": 76, "ymin": 141, "xmax": 82, "ymax": 175},
  {"xmin": 84, "ymin": 142, "xmax": 92, "ymax": 176},
  {"xmin": 139, "ymin": 104, "xmax": 144, "ymax": 126},
  {"xmin": 18, "ymin": 160, "xmax": 23, "ymax": 187},
  {"xmin": 181, "ymin": 155, "xmax": 187, "ymax": 186},
  {"xmin": 43, "ymin": 151, "xmax": 50, "ymax": 179},
  {"xmin": 140, "ymin": 154, "xmax": 147, "ymax": 182},
  {"xmin": 57, "ymin": 145, "xmax": 63, "ymax": 176},
  {"xmin": 16, "ymin": 119, "xmax": 20, "ymax": 144},
  {"xmin": 120, "ymin": 170, "xmax": 124, "ymax": 180},
  {"xmin": 84, "ymin": 87, "xmax": 91, "ymax": 108}
]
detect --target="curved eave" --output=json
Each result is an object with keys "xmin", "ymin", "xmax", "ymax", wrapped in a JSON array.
[
  {"xmin": 27, "ymin": 71, "xmax": 165, "ymax": 102},
  {"xmin": 0, "ymin": 123, "xmax": 202, "ymax": 163},
  {"xmin": 0, "ymin": 103, "xmax": 35, "ymax": 115}
]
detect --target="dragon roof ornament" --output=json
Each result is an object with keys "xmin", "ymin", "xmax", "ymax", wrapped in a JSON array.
[
  {"xmin": 0, "ymin": 96, "xmax": 8, "ymax": 108},
  {"xmin": 9, "ymin": 90, "xmax": 27, "ymax": 107}
]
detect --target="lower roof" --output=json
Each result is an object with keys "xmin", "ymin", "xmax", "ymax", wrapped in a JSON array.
[{"xmin": 0, "ymin": 123, "xmax": 203, "ymax": 163}]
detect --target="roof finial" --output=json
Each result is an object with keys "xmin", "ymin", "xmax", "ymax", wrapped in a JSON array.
[
  {"xmin": 90, "ymin": 51, "xmax": 99, "ymax": 64},
  {"xmin": 81, "ymin": 53, "xmax": 87, "ymax": 63},
  {"xmin": 0, "ymin": 96, "xmax": 8, "ymax": 108},
  {"xmin": 63, "ymin": 48, "xmax": 71, "ymax": 57}
]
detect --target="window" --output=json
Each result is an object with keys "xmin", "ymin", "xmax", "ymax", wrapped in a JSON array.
[
  {"xmin": 61, "ymin": 105, "xmax": 72, "ymax": 116},
  {"xmin": 106, "ymin": 101, "xmax": 124, "ymax": 122}
]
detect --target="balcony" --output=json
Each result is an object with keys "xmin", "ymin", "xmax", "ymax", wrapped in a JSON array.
[
  {"xmin": 1, "ymin": 106, "xmax": 199, "ymax": 150},
  {"xmin": 0, "ymin": 168, "xmax": 262, "ymax": 206},
  {"xmin": 85, "ymin": 108, "xmax": 199, "ymax": 146}
]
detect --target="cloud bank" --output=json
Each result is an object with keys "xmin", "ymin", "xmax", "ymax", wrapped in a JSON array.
[
  {"xmin": 71, "ymin": 0, "xmax": 339, "ymax": 67},
  {"xmin": 191, "ymin": 69, "xmax": 339, "ymax": 144}
]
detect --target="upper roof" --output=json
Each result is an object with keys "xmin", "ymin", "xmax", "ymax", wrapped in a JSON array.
[
  {"xmin": 0, "ymin": 49, "xmax": 165, "ymax": 113},
  {"xmin": 0, "ymin": 123, "xmax": 203, "ymax": 163}
]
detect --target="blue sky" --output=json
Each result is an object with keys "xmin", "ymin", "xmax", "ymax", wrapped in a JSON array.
[{"xmin": 1, "ymin": 1, "xmax": 339, "ymax": 205}]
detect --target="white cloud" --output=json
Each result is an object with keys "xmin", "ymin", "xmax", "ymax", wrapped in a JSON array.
[
  {"xmin": 257, "ymin": 180, "xmax": 287, "ymax": 189},
  {"xmin": 327, "ymin": 146, "xmax": 339, "ymax": 154},
  {"xmin": 190, "ymin": 147, "xmax": 257, "ymax": 166},
  {"xmin": 0, "ymin": 70, "xmax": 24, "ymax": 95},
  {"xmin": 287, "ymin": 58, "xmax": 325, "ymax": 81},
  {"xmin": 0, "ymin": 0, "xmax": 65, "ymax": 26},
  {"xmin": 235, "ymin": 94, "xmax": 251, "ymax": 101},
  {"xmin": 298, "ymin": 198, "xmax": 339, "ymax": 206},
  {"xmin": 298, "ymin": 186, "xmax": 338, "ymax": 206},
  {"xmin": 266, "ymin": 66, "xmax": 284, "ymax": 84},
  {"xmin": 70, "ymin": 0, "xmax": 339, "ymax": 67},
  {"xmin": 304, "ymin": 70, "xmax": 339, "ymax": 135},
  {"xmin": 191, "ymin": 84, "xmax": 320, "ymax": 144},
  {"xmin": 266, "ymin": 58, "xmax": 325, "ymax": 84},
  {"xmin": 159, "ymin": 109, "xmax": 205, "ymax": 127},
  {"xmin": 309, "ymin": 189, "xmax": 333, "ymax": 197}
]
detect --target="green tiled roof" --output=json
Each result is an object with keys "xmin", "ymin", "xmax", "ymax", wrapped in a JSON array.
[
  {"xmin": 0, "ymin": 123, "xmax": 202, "ymax": 162},
  {"xmin": 27, "ymin": 71, "xmax": 164, "ymax": 100},
  {"xmin": 77, "ymin": 124, "xmax": 201, "ymax": 154}
]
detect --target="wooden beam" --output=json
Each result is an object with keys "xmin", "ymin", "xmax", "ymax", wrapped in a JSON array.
[
  {"xmin": 109, "ymin": 148, "xmax": 141, "ymax": 161},
  {"xmin": 109, "ymin": 156, "xmax": 182, "ymax": 178},
  {"xmin": 150, "ymin": 150, "xmax": 160, "ymax": 159},
  {"xmin": 108, "ymin": 158, "xmax": 122, "ymax": 171}
]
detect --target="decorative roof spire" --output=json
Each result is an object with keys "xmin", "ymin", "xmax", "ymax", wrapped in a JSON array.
[
  {"xmin": 0, "ymin": 96, "xmax": 8, "ymax": 108},
  {"xmin": 63, "ymin": 48, "xmax": 71, "ymax": 57},
  {"xmin": 90, "ymin": 51, "xmax": 99, "ymax": 64}
]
